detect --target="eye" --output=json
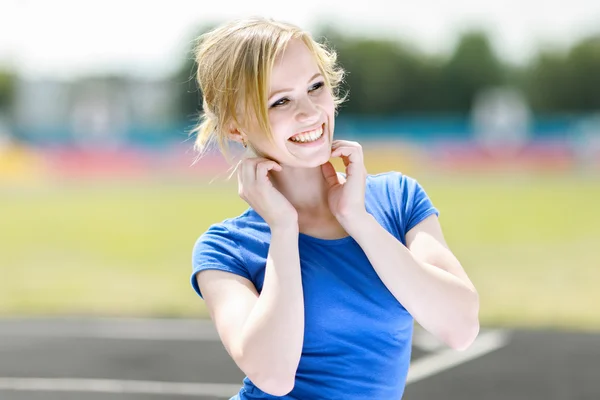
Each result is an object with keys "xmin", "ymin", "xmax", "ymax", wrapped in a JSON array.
[
  {"xmin": 270, "ymin": 97, "xmax": 289, "ymax": 108},
  {"xmin": 309, "ymin": 81, "xmax": 325, "ymax": 92}
]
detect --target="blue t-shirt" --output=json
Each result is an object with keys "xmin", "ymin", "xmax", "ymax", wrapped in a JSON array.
[{"xmin": 191, "ymin": 171, "xmax": 439, "ymax": 400}]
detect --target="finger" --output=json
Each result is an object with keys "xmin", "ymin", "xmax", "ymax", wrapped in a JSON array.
[
  {"xmin": 235, "ymin": 160, "xmax": 249, "ymax": 200},
  {"xmin": 321, "ymin": 161, "xmax": 340, "ymax": 188},
  {"xmin": 240, "ymin": 158, "xmax": 259, "ymax": 185},
  {"xmin": 235, "ymin": 159, "xmax": 244, "ymax": 185},
  {"xmin": 331, "ymin": 147, "xmax": 364, "ymax": 175},
  {"xmin": 331, "ymin": 146, "xmax": 362, "ymax": 164},
  {"xmin": 331, "ymin": 140, "xmax": 360, "ymax": 149},
  {"xmin": 331, "ymin": 151, "xmax": 351, "ymax": 168},
  {"xmin": 239, "ymin": 157, "xmax": 270, "ymax": 179},
  {"xmin": 256, "ymin": 160, "xmax": 282, "ymax": 178},
  {"xmin": 255, "ymin": 160, "xmax": 282, "ymax": 183}
]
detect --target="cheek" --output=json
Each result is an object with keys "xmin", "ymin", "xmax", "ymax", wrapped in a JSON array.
[
  {"xmin": 321, "ymin": 93, "xmax": 336, "ymax": 132},
  {"xmin": 318, "ymin": 91, "xmax": 335, "ymax": 112},
  {"xmin": 268, "ymin": 112, "xmax": 290, "ymax": 138}
]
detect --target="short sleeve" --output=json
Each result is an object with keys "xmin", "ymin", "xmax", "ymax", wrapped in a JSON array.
[
  {"xmin": 403, "ymin": 175, "xmax": 440, "ymax": 233},
  {"xmin": 190, "ymin": 223, "xmax": 251, "ymax": 299}
]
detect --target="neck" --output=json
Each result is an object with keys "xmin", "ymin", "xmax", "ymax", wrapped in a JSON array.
[{"xmin": 268, "ymin": 165, "xmax": 331, "ymax": 216}]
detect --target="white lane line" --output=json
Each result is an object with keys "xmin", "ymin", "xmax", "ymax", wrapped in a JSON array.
[
  {"xmin": 0, "ymin": 318, "xmax": 220, "ymax": 341},
  {"xmin": 0, "ymin": 329, "xmax": 220, "ymax": 341},
  {"xmin": 407, "ymin": 329, "xmax": 510, "ymax": 384},
  {"xmin": 411, "ymin": 329, "xmax": 446, "ymax": 352},
  {"xmin": 0, "ymin": 378, "xmax": 240, "ymax": 397},
  {"xmin": 0, "ymin": 330, "xmax": 509, "ymax": 396}
]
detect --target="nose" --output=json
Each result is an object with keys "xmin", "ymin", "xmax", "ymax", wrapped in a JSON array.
[{"xmin": 295, "ymin": 96, "xmax": 320, "ymax": 124}]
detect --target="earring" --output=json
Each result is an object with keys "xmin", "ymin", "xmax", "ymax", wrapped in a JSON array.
[{"xmin": 241, "ymin": 137, "xmax": 247, "ymax": 148}]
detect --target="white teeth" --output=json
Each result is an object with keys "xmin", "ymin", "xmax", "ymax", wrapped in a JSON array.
[{"xmin": 290, "ymin": 126, "xmax": 324, "ymax": 143}]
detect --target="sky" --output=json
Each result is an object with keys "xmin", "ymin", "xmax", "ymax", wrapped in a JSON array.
[{"xmin": 1, "ymin": 0, "xmax": 599, "ymax": 81}]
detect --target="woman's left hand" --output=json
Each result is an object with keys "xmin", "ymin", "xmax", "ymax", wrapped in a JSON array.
[{"xmin": 321, "ymin": 140, "xmax": 369, "ymax": 229}]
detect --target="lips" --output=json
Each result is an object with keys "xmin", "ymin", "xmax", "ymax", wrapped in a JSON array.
[{"xmin": 288, "ymin": 123, "xmax": 325, "ymax": 143}]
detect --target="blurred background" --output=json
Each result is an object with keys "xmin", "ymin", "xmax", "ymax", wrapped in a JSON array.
[{"xmin": 1, "ymin": 0, "xmax": 599, "ymax": 332}]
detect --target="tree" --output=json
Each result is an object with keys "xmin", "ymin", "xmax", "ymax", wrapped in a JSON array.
[
  {"xmin": 525, "ymin": 50, "xmax": 567, "ymax": 113},
  {"xmin": 173, "ymin": 22, "xmax": 220, "ymax": 125},
  {"xmin": 316, "ymin": 27, "xmax": 437, "ymax": 115},
  {"xmin": 0, "ymin": 70, "xmax": 15, "ymax": 113},
  {"xmin": 565, "ymin": 35, "xmax": 600, "ymax": 111},
  {"xmin": 438, "ymin": 30, "xmax": 506, "ymax": 114},
  {"xmin": 525, "ymin": 34, "xmax": 600, "ymax": 113}
]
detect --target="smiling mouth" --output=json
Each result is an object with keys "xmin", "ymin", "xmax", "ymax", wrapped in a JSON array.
[{"xmin": 288, "ymin": 123, "xmax": 325, "ymax": 143}]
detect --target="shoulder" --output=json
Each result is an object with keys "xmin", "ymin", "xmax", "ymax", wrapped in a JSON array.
[
  {"xmin": 191, "ymin": 209, "xmax": 268, "ymax": 298},
  {"xmin": 365, "ymin": 170, "xmax": 422, "ymax": 203},
  {"xmin": 365, "ymin": 170, "xmax": 439, "ymax": 240},
  {"xmin": 193, "ymin": 209, "xmax": 268, "ymax": 254},
  {"xmin": 366, "ymin": 170, "xmax": 421, "ymax": 189},
  {"xmin": 191, "ymin": 217, "xmax": 245, "ymax": 277}
]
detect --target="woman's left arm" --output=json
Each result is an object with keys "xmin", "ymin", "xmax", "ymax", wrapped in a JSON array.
[
  {"xmin": 323, "ymin": 140, "xmax": 479, "ymax": 351},
  {"xmin": 346, "ymin": 212, "xmax": 480, "ymax": 351}
]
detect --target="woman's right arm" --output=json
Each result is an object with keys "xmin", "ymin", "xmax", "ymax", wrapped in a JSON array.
[
  {"xmin": 196, "ymin": 223, "xmax": 304, "ymax": 396},
  {"xmin": 196, "ymin": 157, "xmax": 304, "ymax": 396}
]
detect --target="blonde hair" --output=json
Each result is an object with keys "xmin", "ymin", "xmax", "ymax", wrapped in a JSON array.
[{"xmin": 189, "ymin": 16, "xmax": 346, "ymax": 163}]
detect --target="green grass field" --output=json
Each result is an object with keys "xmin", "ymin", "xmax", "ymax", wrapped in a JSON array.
[{"xmin": 1, "ymin": 160, "xmax": 599, "ymax": 331}]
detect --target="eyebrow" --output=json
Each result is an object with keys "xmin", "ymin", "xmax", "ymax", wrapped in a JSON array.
[{"xmin": 268, "ymin": 72, "xmax": 323, "ymax": 101}]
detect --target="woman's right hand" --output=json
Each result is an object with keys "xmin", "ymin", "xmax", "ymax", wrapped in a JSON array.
[{"xmin": 236, "ymin": 157, "xmax": 298, "ymax": 230}]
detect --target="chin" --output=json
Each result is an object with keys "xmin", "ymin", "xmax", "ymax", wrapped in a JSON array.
[
  {"xmin": 283, "ymin": 137, "xmax": 333, "ymax": 169},
  {"xmin": 296, "ymin": 149, "xmax": 331, "ymax": 168}
]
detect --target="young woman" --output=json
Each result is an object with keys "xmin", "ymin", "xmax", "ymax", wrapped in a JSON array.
[{"xmin": 189, "ymin": 16, "xmax": 479, "ymax": 400}]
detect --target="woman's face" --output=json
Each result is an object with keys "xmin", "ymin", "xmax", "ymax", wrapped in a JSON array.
[{"xmin": 241, "ymin": 39, "xmax": 336, "ymax": 168}]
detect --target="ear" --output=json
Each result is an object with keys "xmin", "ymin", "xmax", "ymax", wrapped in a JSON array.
[{"xmin": 226, "ymin": 122, "xmax": 246, "ymax": 145}]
